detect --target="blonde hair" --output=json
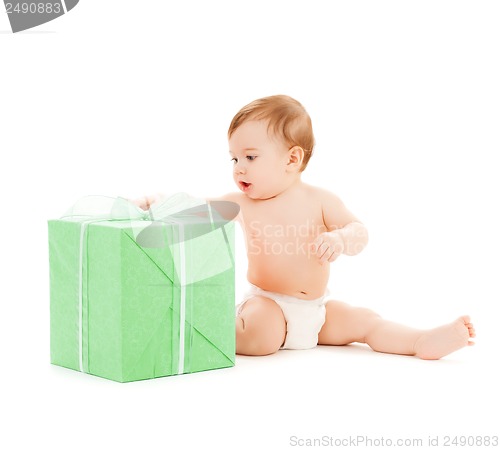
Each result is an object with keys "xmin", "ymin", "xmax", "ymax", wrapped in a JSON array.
[{"xmin": 228, "ymin": 95, "xmax": 315, "ymax": 171}]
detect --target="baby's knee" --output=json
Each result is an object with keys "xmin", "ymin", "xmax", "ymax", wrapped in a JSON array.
[
  {"xmin": 237, "ymin": 330, "xmax": 282, "ymax": 356},
  {"xmin": 236, "ymin": 296, "xmax": 286, "ymax": 356},
  {"xmin": 236, "ymin": 319, "xmax": 285, "ymax": 356}
]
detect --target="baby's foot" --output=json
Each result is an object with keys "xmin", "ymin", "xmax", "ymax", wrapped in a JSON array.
[{"xmin": 414, "ymin": 315, "xmax": 476, "ymax": 360}]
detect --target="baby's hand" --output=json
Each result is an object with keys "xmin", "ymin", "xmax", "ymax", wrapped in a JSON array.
[
  {"xmin": 312, "ymin": 231, "xmax": 344, "ymax": 264},
  {"xmin": 129, "ymin": 193, "xmax": 166, "ymax": 211}
]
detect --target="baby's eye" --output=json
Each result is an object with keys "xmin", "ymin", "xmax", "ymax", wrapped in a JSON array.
[
  {"xmin": 231, "ymin": 158, "xmax": 238, "ymax": 164},
  {"xmin": 246, "ymin": 155, "xmax": 257, "ymax": 161}
]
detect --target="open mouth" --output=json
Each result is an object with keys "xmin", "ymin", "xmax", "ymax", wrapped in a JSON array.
[{"xmin": 239, "ymin": 181, "xmax": 252, "ymax": 191}]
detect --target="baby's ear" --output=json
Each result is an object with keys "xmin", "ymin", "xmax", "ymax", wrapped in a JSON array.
[{"xmin": 287, "ymin": 146, "xmax": 305, "ymax": 172}]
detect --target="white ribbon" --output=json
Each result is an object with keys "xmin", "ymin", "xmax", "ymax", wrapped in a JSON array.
[{"xmin": 177, "ymin": 225, "xmax": 186, "ymax": 375}]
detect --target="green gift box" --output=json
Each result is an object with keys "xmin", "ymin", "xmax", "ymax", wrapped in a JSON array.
[{"xmin": 48, "ymin": 194, "xmax": 238, "ymax": 382}]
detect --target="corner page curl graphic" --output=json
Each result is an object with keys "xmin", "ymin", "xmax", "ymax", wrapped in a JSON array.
[{"xmin": 4, "ymin": 0, "xmax": 79, "ymax": 33}]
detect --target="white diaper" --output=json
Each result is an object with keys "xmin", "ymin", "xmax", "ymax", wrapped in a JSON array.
[{"xmin": 237, "ymin": 284, "xmax": 328, "ymax": 350}]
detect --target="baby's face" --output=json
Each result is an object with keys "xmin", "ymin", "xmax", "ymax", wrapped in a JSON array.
[{"xmin": 229, "ymin": 120, "xmax": 291, "ymax": 200}]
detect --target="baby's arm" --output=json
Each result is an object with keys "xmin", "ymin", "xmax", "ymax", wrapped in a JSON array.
[
  {"xmin": 207, "ymin": 192, "xmax": 244, "ymax": 227},
  {"xmin": 130, "ymin": 192, "xmax": 243, "ymax": 225},
  {"xmin": 313, "ymin": 189, "xmax": 369, "ymax": 263}
]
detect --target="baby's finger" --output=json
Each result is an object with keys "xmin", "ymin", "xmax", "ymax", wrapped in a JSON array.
[
  {"xmin": 129, "ymin": 197, "xmax": 147, "ymax": 210},
  {"xmin": 318, "ymin": 242, "xmax": 332, "ymax": 263},
  {"xmin": 328, "ymin": 250, "xmax": 340, "ymax": 262}
]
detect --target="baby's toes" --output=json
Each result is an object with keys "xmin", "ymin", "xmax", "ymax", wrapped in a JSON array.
[{"xmin": 459, "ymin": 315, "xmax": 471, "ymax": 325}]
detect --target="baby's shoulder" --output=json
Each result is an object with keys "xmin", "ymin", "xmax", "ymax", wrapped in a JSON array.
[{"xmin": 302, "ymin": 183, "xmax": 342, "ymax": 205}]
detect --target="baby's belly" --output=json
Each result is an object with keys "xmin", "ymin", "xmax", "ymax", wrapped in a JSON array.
[{"xmin": 247, "ymin": 251, "xmax": 330, "ymax": 300}]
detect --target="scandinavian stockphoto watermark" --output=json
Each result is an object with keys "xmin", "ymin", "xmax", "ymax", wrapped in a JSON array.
[
  {"xmin": 246, "ymin": 220, "xmax": 366, "ymax": 257},
  {"xmin": 3, "ymin": 0, "xmax": 78, "ymax": 33}
]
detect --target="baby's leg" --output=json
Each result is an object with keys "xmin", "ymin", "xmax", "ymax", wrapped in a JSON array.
[
  {"xmin": 236, "ymin": 296, "xmax": 286, "ymax": 356},
  {"xmin": 318, "ymin": 300, "xmax": 475, "ymax": 359}
]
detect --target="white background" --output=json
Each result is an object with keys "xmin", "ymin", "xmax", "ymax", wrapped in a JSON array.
[{"xmin": 1, "ymin": 1, "xmax": 499, "ymax": 449}]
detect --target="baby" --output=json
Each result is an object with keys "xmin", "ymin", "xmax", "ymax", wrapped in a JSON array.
[{"xmin": 135, "ymin": 95, "xmax": 475, "ymax": 359}]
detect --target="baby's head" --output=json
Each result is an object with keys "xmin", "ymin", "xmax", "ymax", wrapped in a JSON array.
[
  {"xmin": 228, "ymin": 95, "xmax": 315, "ymax": 170},
  {"xmin": 228, "ymin": 95, "xmax": 315, "ymax": 199}
]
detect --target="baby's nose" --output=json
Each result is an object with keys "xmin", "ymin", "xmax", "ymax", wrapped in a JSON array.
[{"xmin": 234, "ymin": 163, "xmax": 246, "ymax": 174}]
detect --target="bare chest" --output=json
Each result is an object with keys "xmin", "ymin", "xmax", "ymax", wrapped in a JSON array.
[{"xmin": 241, "ymin": 201, "xmax": 326, "ymax": 245}]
